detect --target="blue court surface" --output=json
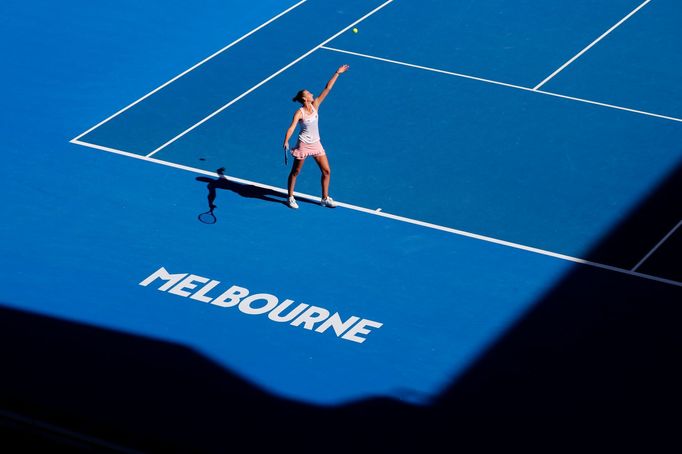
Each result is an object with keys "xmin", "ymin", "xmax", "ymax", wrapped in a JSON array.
[{"xmin": 2, "ymin": 0, "xmax": 681, "ymax": 451}]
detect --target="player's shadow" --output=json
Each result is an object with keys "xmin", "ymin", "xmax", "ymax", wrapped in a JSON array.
[{"xmin": 196, "ymin": 167, "xmax": 299, "ymax": 215}]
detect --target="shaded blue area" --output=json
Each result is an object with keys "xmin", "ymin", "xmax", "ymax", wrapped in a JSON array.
[
  {"xmin": 156, "ymin": 49, "xmax": 682, "ymax": 260},
  {"xmin": 543, "ymin": 0, "xmax": 682, "ymax": 120},
  {"xmin": 328, "ymin": 0, "xmax": 644, "ymax": 87},
  {"xmin": 80, "ymin": 0, "xmax": 386, "ymax": 155}
]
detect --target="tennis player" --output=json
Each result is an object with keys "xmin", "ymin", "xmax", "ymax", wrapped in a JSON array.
[{"xmin": 283, "ymin": 64, "xmax": 350, "ymax": 209}]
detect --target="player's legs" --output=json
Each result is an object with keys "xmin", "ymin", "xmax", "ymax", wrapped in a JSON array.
[
  {"xmin": 313, "ymin": 154, "xmax": 331, "ymax": 199},
  {"xmin": 288, "ymin": 158, "xmax": 305, "ymax": 198}
]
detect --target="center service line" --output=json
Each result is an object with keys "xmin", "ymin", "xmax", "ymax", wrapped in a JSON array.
[{"xmin": 320, "ymin": 45, "xmax": 682, "ymax": 124}]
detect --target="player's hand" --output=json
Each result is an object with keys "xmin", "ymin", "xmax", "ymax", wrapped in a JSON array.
[
  {"xmin": 283, "ymin": 142, "xmax": 289, "ymax": 151},
  {"xmin": 336, "ymin": 64, "xmax": 350, "ymax": 74}
]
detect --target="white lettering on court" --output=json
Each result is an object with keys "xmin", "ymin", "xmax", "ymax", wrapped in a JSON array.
[{"xmin": 139, "ymin": 267, "xmax": 382, "ymax": 343}]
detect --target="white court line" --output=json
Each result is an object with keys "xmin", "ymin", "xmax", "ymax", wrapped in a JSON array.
[
  {"xmin": 322, "ymin": 46, "xmax": 532, "ymax": 90},
  {"xmin": 632, "ymin": 219, "xmax": 682, "ymax": 271},
  {"xmin": 534, "ymin": 0, "xmax": 651, "ymax": 90},
  {"xmin": 71, "ymin": 0, "xmax": 307, "ymax": 142},
  {"xmin": 70, "ymin": 139, "xmax": 682, "ymax": 288},
  {"xmin": 320, "ymin": 45, "xmax": 682, "ymax": 124},
  {"xmin": 146, "ymin": 0, "xmax": 395, "ymax": 158}
]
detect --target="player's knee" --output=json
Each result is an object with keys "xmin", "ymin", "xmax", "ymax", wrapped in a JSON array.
[{"xmin": 321, "ymin": 167, "xmax": 330, "ymax": 177}]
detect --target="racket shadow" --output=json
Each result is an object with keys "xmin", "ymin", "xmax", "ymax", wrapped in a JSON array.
[{"xmin": 196, "ymin": 168, "xmax": 303, "ymax": 219}]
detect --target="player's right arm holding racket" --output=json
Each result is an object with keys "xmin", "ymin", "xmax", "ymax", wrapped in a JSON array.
[
  {"xmin": 282, "ymin": 109, "xmax": 305, "ymax": 166},
  {"xmin": 283, "ymin": 109, "xmax": 303, "ymax": 157}
]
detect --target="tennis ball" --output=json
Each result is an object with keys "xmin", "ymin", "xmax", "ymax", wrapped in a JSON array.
[{"xmin": 352, "ymin": 27, "xmax": 358, "ymax": 33}]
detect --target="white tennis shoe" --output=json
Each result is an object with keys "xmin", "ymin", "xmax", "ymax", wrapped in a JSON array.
[
  {"xmin": 320, "ymin": 196, "xmax": 336, "ymax": 208},
  {"xmin": 288, "ymin": 196, "xmax": 299, "ymax": 209}
]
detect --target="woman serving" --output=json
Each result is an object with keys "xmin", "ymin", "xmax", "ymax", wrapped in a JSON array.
[{"xmin": 283, "ymin": 64, "xmax": 350, "ymax": 209}]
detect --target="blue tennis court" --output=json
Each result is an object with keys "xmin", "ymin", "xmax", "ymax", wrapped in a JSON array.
[{"xmin": 2, "ymin": 0, "xmax": 681, "ymax": 451}]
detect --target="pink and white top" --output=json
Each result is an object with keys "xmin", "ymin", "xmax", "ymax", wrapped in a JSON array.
[{"xmin": 297, "ymin": 106, "xmax": 321, "ymax": 144}]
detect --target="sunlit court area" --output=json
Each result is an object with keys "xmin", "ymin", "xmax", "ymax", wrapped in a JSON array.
[{"xmin": 1, "ymin": 0, "xmax": 681, "ymax": 451}]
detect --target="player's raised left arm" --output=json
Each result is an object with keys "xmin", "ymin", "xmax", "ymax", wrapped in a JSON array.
[{"xmin": 314, "ymin": 64, "xmax": 349, "ymax": 108}]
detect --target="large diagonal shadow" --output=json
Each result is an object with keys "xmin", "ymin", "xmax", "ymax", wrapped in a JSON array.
[{"xmin": 1, "ymin": 164, "xmax": 680, "ymax": 452}]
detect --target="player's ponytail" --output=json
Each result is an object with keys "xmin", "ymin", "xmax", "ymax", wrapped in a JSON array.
[{"xmin": 292, "ymin": 90, "xmax": 305, "ymax": 104}]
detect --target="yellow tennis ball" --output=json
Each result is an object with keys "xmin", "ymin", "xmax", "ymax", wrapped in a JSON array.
[{"xmin": 352, "ymin": 27, "xmax": 358, "ymax": 33}]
